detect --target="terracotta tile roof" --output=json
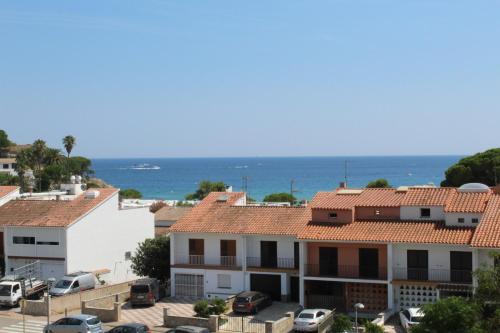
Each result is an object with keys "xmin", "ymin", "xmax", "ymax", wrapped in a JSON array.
[
  {"xmin": 444, "ymin": 191, "xmax": 491, "ymax": 213},
  {"xmin": 310, "ymin": 189, "xmax": 405, "ymax": 210},
  {"xmin": 155, "ymin": 206, "xmax": 192, "ymax": 222},
  {"xmin": 471, "ymin": 195, "xmax": 500, "ymax": 248},
  {"xmin": 171, "ymin": 192, "xmax": 308, "ymax": 235},
  {"xmin": 0, "ymin": 188, "xmax": 119, "ymax": 227},
  {"xmin": 297, "ymin": 219, "xmax": 474, "ymax": 245},
  {"xmin": 0, "ymin": 186, "xmax": 19, "ymax": 199},
  {"xmin": 400, "ymin": 187, "xmax": 454, "ymax": 206}
]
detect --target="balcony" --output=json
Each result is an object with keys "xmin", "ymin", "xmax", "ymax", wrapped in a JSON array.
[
  {"xmin": 393, "ymin": 267, "xmax": 472, "ymax": 284},
  {"xmin": 305, "ymin": 264, "xmax": 388, "ymax": 280},
  {"xmin": 174, "ymin": 255, "xmax": 240, "ymax": 269},
  {"xmin": 246, "ymin": 257, "xmax": 298, "ymax": 270}
]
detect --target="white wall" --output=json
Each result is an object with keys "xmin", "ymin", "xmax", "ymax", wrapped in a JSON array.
[
  {"xmin": 4, "ymin": 227, "xmax": 66, "ymax": 259},
  {"xmin": 66, "ymin": 193, "xmax": 154, "ymax": 283},
  {"xmin": 400, "ymin": 206, "xmax": 445, "ymax": 220},
  {"xmin": 0, "ymin": 188, "xmax": 19, "ymax": 206},
  {"xmin": 172, "ymin": 232, "xmax": 243, "ymax": 266},
  {"xmin": 171, "ymin": 267, "xmax": 245, "ymax": 299},
  {"xmin": 478, "ymin": 249, "xmax": 498, "ymax": 267},
  {"xmin": 445, "ymin": 213, "xmax": 482, "ymax": 227},
  {"xmin": 246, "ymin": 235, "xmax": 296, "ymax": 260},
  {"xmin": 392, "ymin": 243, "xmax": 472, "ymax": 281}
]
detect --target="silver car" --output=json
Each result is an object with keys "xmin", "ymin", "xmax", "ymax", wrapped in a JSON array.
[{"xmin": 44, "ymin": 315, "xmax": 103, "ymax": 333}]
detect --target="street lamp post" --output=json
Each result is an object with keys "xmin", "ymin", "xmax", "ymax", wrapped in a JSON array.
[{"xmin": 354, "ymin": 303, "xmax": 364, "ymax": 333}]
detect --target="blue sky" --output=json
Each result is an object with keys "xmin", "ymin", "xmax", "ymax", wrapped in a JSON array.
[{"xmin": 1, "ymin": 1, "xmax": 499, "ymax": 158}]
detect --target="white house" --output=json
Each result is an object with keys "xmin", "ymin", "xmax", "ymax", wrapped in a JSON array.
[
  {"xmin": 0, "ymin": 158, "xmax": 17, "ymax": 176},
  {"xmin": 0, "ymin": 183, "xmax": 154, "ymax": 283},
  {"xmin": 0, "ymin": 186, "xmax": 20, "ymax": 207}
]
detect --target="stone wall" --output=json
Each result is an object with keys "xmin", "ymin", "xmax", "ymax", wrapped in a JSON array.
[
  {"xmin": 23, "ymin": 280, "xmax": 134, "ymax": 316},
  {"xmin": 163, "ymin": 308, "xmax": 218, "ymax": 332},
  {"xmin": 268, "ymin": 312, "xmax": 294, "ymax": 333},
  {"xmin": 82, "ymin": 301, "xmax": 121, "ymax": 323}
]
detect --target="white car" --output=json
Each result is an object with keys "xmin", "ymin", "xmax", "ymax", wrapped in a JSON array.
[
  {"xmin": 293, "ymin": 309, "xmax": 332, "ymax": 332},
  {"xmin": 399, "ymin": 307, "xmax": 424, "ymax": 331}
]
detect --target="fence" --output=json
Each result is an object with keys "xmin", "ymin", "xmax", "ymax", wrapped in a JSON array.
[
  {"xmin": 23, "ymin": 280, "xmax": 134, "ymax": 316},
  {"xmin": 218, "ymin": 315, "xmax": 266, "ymax": 333},
  {"xmin": 393, "ymin": 267, "xmax": 472, "ymax": 283},
  {"xmin": 246, "ymin": 257, "xmax": 296, "ymax": 269},
  {"xmin": 317, "ymin": 311, "xmax": 334, "ymax": 333}
]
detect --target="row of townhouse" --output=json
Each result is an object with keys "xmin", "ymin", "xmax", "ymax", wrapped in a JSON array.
[
  {"xmin": 169, "ymin": 183, "xmax": 500, "ymax": 315},
  {"xmin": 0, "ymin": 182, "xmax": 154, "ymax": 283}
]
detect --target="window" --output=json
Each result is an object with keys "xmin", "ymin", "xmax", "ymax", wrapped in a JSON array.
[
  {"xmin": 217, "ymin": 274, "xmax": 231, "ymax": 289},
  {"xmin": 12, "ymin": 285, "xmax": 19, "ymax": 293},
  {"xmin": 329, "ymin": 212, "xmax": 337, "ymax": 219},
  {"xmin": 67, "ymin": 318, "xmax": 83, "ymax": 326},
  {"xmin": 220, "ymin": 240, "xmax": 236, "ymax": 257},
  {"xmin": 124, "ymin": 251, "xmax": 132, "ymax": 260},
  {"xmin": 13, "ymin": 236, "xmax": 35, "ymax": 245},
  {"xmin": 420, "ymin": 208, "xmax": 431, "ymax": 218},
  {"xmin": 188, "ymin": 239, "xmax": 204, "ymax": 255},
  {"xmin": 458, "ymin": 218, "xmax": 465, "ymax": 223},
  {"xmin": 72, "ymin": 280, "xmax": 80, "ymax": 289},
  {"xmin": 472, "ymin": 218, "xmax": 479, "ymax": 224},
  {"xmin": 2, "ymin": 164, "xmax": 8, "ymax": 169},
  {"xmin": 36, "ymin": 241, "xmax": 59, "ymax": 245}
]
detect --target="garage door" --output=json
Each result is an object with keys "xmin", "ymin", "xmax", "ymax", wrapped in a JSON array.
[
  {"xmin": 41, "ymin": 262, "xmax": 65, "ymax": 280},
  {"xmin": 250, "ymin": 274, "xmax": 281, "ymax": 301},
  {"xmin": 175, "ymin": 274, "xmax": 204, "ymax": 298}
]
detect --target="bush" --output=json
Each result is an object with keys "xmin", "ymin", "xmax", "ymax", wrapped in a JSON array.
[
  {"xmin": 193, "ymin": 298, "xmax": 227, "ymax": 317},
  {"xmin": 366, "ymin": 178, "xmax": 391, "ymax": 188},
  {"xmin": 364, "ymin": 322, "xmax": 384, "ymax": 333},
  {"xmin": 331, "ymin": 314, "xmax": 353, "ymax": 333},
  {"xmin": 149, "ymin": 201, "xmax": 167, "ymax": 213},
  {"xmin": 263, "ymin": 192, "xmax": 296, "ymax": 204},
  {"xmin": 119, "ymin": 188, "xmax": 143, "ymax": 199},
  {"xmin": 194, "ymin": 300, "xmax": 211, "ymax": 318}
]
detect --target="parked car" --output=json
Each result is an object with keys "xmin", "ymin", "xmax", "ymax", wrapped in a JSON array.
[
  {"xmin": 107, "ymin": 323, "xmax": 150, "ymax": 333},
  {"xmin": 130, "ymin": 278, "xmax": 163, "ymax": 306},
  {"xmin": 49, "ymin": 272, "xmax": 96, "ymax": 297},
  {"xmin": 293, "ymin": 309, "xmax": 332, "ymax": 332},
  {"xmin": 165, "ymin": 326, "xmax": 209, "ymax": 333},
  {"xmin": 399, "ymin": 307, "xmax": 424, "ymax": 332},
  {"xmin": 232, "ymin": 291, "xmax": 272, "ymax": 314},
  {"xmin": 44, "ymin": 314, "xmax": 103, "ymax": 333}
]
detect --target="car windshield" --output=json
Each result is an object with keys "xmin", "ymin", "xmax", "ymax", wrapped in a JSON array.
[
  {"xmin": 54, "ymin": 280, "xmax": 72, "ymax": 289},
  {"xmin": 131, "ymin": 285, "xmax": 149, "ymax": 293},
  {"xmin": 235, "ymin": 297, "xmax": 250, "ymax": 303},
  {"xmin": 86, "ymin": 318, "xmax": 101, "ymax": 326},
  {"xmin": 0, "ymin": 284, "xmax": 12, "ymax": 296},
  {"xmin": 298, "ymin": 313, "xmax": 315, "ymax": 319}
]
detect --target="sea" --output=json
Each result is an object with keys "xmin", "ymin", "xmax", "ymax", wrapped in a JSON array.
[{"xmin": 91, "ymin": 156, "xmax": 462, "ymax": 201}]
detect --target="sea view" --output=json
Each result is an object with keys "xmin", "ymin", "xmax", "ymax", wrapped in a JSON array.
[{"xmin": 92, "ymin": 155, "xmax": 462, "ymax": 201}]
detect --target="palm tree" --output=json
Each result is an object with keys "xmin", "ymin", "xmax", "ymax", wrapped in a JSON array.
[
  {"xmin": 62, "ymin": 135, "xmax": 76, "ymax": 158},
  {"xmin": 31, "ymin": 139, "xmax": 47, "ymax": 192},
  {"xmin": 14, "ymin": 149, "xmax": 31, "ymax": 193}
]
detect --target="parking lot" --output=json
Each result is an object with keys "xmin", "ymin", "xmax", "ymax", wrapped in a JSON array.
[{"xmin": 121, "ymin": 297, "xmax": 195, "ymax": 328}]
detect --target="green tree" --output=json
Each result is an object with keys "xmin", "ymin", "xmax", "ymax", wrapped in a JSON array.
[
  {"xmin": 0, "ymin": 129, "xmax": 12, "ymax": 150},
  {"xmin": 0, "ymin": 173, "xmax": 18, "ymax": 186},
  {"xmin": 262, "ymin": 192, "xmax": 296, "ymax": 204},
  {"xmin": 331, "ymin": 314, "xmax": 353, "ymax": 333},
  {"xmin": 62, "ymin": 135, "xmax": 76, "ymax": 158},
  {"xmin": 119, "ymin": 188, "xmax": 143, "ymax": 199},
  {"xmin": 130, "ymin": 236, "xmax": 170, "ymax": 281},
  {"xmin": 441, "ymin": 148, "xmax": 500, "ymax": 187},
  {"xmin": 14, "ymin": 148, "xmax": 31, "ymax": 192},
  {"xmin": 366, "ymin": 178, "xmax": 391, "ymax": 188},
  {"xmin": 185, "ymin": 180, "xmax": 227, "ymax": 200},
  {"xmin": 30, "ymin": 139, "xmax": 48, "ymax": 192},
  {"xmin": 411, "ymin": 297, "xmax": 482, "ymax": 333},
  {"xmin": 473, "ymin": 252, "xmax": 500, "ymax": 333},
  {"xmin": 67, "ymin": 156, "xmax": 93, "ymax": 178}
]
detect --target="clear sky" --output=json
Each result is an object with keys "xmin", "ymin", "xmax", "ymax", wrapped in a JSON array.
[{"xmin": 1, "ymin": 1, "xmax": 499, "ymax": 158}]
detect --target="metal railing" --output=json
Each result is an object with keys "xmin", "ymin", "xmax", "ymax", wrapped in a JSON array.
[
  {"xmin": 246, "ymin": 257, "xmax": 297, "ymax": 269},
  {"xmin": 220, "ymin": 256, "xmax": 237, "ymax": 267},
  {"xmin": 305, "ymin": 264, "xmax": 388, "ymax": 280},
  {"xmin": 393, "ymin": 267, "xmax": 472, "ymax": 284},
  {"xmin": 188, "ymin": 255, "xmax": 205, "ymax": 265}
]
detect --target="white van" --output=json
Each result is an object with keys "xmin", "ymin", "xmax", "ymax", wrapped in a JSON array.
[{"xmin": 49, "ymin": 272, "xmax": 96, "ymax": 297}]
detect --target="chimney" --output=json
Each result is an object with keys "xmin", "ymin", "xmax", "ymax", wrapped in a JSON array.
[{"xmin": 339, "ymin": 181, "xmax": 347, "ymax": 189}]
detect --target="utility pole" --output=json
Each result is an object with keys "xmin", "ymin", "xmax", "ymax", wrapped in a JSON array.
[
  {"xmin": 344, "ymin": 160, "xmax": 349, "ymax": 187},
  {"xmin": 241, "ymin": 176, "xmax": 249, "ymax": 193}
]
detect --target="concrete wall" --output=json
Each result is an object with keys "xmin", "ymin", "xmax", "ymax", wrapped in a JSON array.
[
  {"xmin": 445, "ymin": 213, "xmax": 482, "ymax": 227},
  {"xmin": 66, "ymin": 193, "xmax": 154, "ymax": 283},
  {"xmin": 4, "ymin": 227, "xmax": 66, "ymax": 259},
  {"xmin": 82, "ymin": 301, "xmax": 121, "ymax": 323},
  {"xmin": 23, "ymin": 280, "xmax": 134, "ymax": 315},
  {"xmin": 311, "ymin": 209, "xmax": 353, "ymax": 223},
  {"xmin": 173, "ymin": 232, "xmax": 243, "ymax": 266},
  {"xmin": 400, "ymin": 206, "xmax": 444, "ymax": 220},
  {"xmin": 0, "ymin": 188, "xmax": 19, "ymax": 206},
  {"xmin": 163, "ymin": 308, "xmax": 218, "ymax": 331},
  {"xmin": 246, "ymin": 235, "xmax": 296, "ymax": 260},
  {"xmin": 271, "ymin": 312, "xmax": 294, "ymax": 333}
]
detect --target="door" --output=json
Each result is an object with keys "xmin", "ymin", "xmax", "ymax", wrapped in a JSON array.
[
  {"xmin": 188, "ymin": 239, "xmax": 204, "ymax": 264},
  {"xmin": 319, "ymin": 247, "xmax": 338, "ymax": 276},
  {"xmin": 250, "ymin": 274, "xmax": 281, "ymax": 300},
  {"xmin": 260, "ymin": 241, "xmax": 277, "ymax": 268},
  {"xmin": 359, "ymin": 248, "xmax": 379, "ymax": 279},
  {"xmin": 407, "ymin": 250, "xmax": 428, "ymax": 280},
  {"xmin": 290, "ymin": 276, "xmax": 299, "ymax": 302},
  {"xmin": 294, "ymin": 242, "xmax": 300, "ymax": 269},
  {"xmin": 220, "ymin": 240, "xmax": 237, "ymax": 266},
  {"xmin": 174, "ymin": 273, "xmax": 204, "ymax": 298},
  {"xmin": 450, "ymin": 252, "xmax": 472, "ymax": 283}
]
